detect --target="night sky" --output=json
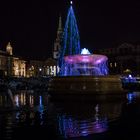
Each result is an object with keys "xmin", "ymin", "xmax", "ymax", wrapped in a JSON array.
[{"xmin": 0, "ymin": 0, "xmax": 140, "ymax": 60}]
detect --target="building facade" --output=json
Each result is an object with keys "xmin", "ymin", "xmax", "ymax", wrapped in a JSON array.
[
  {"xmin": 0, "ymin": 16, "xmax": 63, "ymax": 78},
  {"xmin": 0, "ymin": 42, "xmax": 26, "ymax": 77},
  {"xmin": 0, "ymin": 50, "xmax": 8, "ymax": 76},
  {"xmin": 27, "ymin": 58, "xmax": 59, "ymax": 77},
  {"xmin": 95, "ymin": 43, "xmax": 140, "ymax": 75},
  {"xmin": 27, "ymin": 16, "xmax": 63, "ymax": 77}
]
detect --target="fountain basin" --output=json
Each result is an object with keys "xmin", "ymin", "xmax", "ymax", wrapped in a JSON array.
[{"xmin": 48, "ymin": 75, "xmax": 126, "ymax": 96}]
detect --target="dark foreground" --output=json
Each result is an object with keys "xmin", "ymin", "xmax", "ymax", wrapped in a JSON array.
[{"xmin": 0, "ymin": 91, "xmax": 140, "ymax": 140}]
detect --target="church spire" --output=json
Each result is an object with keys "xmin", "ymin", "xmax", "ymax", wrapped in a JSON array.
[
  {"xmin": 57, "ymin": 15, "xmax": 62, "ymax": 36},
  {"xmin": 53, "ymin": 15, "xmax": 63, "ymax": 60},
  {"xmin": 58, "ymin": 15, "xmax": 62, "ymax": 31}
]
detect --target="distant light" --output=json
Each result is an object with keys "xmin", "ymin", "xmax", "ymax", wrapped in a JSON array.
[
  {"xmin": 81, "ymin": 48, "xmax": 91, "ymax": 54},
  {"xmin": 70, "ymin": 1, "xmax": 73, "ymax": 4},
  {"xmin": 127, "ymin": 92, "xmax": 135, "ymax": 103},
  {"xmin": 128, "ymin": 74, "xmax": 132, "ymax": 78},
  {"xmin": 39, "ymin": 96, "xmax": 42, "ymax": 107},
  {"xmin": 39, "ymin": 68, "xmax": 42, "ymax": 71}
]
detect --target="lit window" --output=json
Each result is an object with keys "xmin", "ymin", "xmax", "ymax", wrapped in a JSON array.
[
  {"xmin": 114, "ymin": 62, "xmax": 117, "ymax": 67},
  {"xmin": 110, "ymin": 63, "xmax": 112, "ymax": 67}
]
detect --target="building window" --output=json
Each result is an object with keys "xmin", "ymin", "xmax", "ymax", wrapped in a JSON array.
[
  {"xmin": 110, "ymin": 63, "xmax": 112, "ymax": 67},
  {"xmin": 114, "ymin": 62, "xmax": 117, "ymax": 67}
]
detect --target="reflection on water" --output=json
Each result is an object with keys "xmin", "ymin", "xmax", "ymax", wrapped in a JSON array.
[
  {"xmin": 55, "ymin": 99, "xmax": 124, "ymax": 139},
  {"xmin": 0, "ymin": 91, "xmax": 140, "ymax": 139},
  {"xmin": 58, "ymin": 104, "xmax": 108, "ymax": 138},
  {"xmin": 127, "ymin": 92, "xmax": 140, "ymax": 104}
]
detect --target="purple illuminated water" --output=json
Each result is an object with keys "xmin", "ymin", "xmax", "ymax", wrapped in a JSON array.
[{"xmin": 61, "ymin": 49, "xmax": 108, "ymax": 76}]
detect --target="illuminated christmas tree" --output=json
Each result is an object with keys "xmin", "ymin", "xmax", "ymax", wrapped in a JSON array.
[{"xmin": 59, "ymin": 1, "xmax": 81, "ymax": 75}]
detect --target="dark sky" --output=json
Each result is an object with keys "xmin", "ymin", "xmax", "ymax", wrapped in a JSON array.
[{"xmin": 0, "ymin": 0, "xmax": 140, "ymax": 60}]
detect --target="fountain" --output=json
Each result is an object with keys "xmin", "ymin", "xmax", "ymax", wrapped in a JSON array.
[
  {"xmin": 62, "ymin": 48, "xmax": 108, "ymax": 76},
  {"xmin": 48, "ymin": 1, "xmax": 125, "ymax": 96}
]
